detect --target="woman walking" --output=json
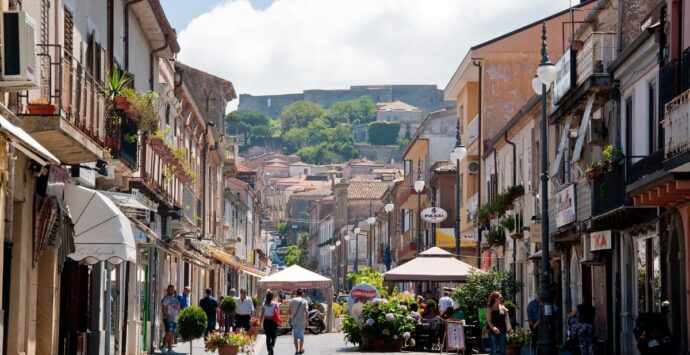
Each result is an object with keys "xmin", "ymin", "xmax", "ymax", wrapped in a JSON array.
[
  {"xmin": 259, "ymin": 292, "xmax": 280, "ymax": 355},
  {"xmin": 487, "ymin": 291, "xmax": 512, "ymax": 355}
]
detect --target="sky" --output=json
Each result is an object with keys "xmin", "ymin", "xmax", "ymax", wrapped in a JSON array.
[{"xmin": 161, "ymin": 0, "xmax": 577, "ymax": 110}]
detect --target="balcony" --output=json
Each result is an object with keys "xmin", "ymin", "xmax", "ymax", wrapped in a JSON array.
[
  {"xmin": 105, "ymin": 110, "xmax": 138, "ymax": 170},
  {"xmin": 591, "ymin": 163, "xmax": 627, "ymax": 216},
  {"xmin": 19, "ymin": 51, "xmax": 104, "ymax": 164},
  {"xmin": 466, "ymin": 192, "xmax": 478, "ymax": 220},
  {"xmin": 575, "ymin": 32, "xmax": 616, "ymax": 87},
  {"xmin": 465, "ymin": 114, "xmax": 478, "ymax": 145},
  {"xmin": 663, "ymin": 88, "xmax": 690, "ymax": 160}
]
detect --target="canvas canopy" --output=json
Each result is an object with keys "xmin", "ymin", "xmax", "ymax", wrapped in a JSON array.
[
  {"xmin": 383, "ymin": 247, "xmax": 479, "ymax": 282},
  {"xmin": 258, "ymin": 265, "xmax": 335, "ymax": 331}
]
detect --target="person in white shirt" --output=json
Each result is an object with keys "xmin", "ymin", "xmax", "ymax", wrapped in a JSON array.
[
  {"xmin": 439, "ymin": 291, "xmax": 455, "ymax": 316},
  {"xmin": 235, "ymin": 288, "xmax": 255, "ymax": 331}
]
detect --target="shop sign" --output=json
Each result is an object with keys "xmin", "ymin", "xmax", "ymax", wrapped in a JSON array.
[
  {"xmin": 481, "ymin": 250, "xmax": 493, "ymax": 270},
  {"xmin": 553, "ymin": 48, "xmax": 576, "ymax": 104},
  {"xmin": 421, "ymin": 207, "xmax": 448, "ymax": 223},
  {"xmin": 555, "ymin": 184, "xmax": 576, "ymax": 228},
  {"xmin": 435, "ymin": 228, "xmax": 475, "ymax": 248},
  {"xmin": 348, "ymin": 283, "xmax": 380, "ymax": 320},
  {"xmin": 530, "ymin": 224, "xmax": 542, "ymax": 243},
  {"xmin": 590, "ymin": 230, "xmax": 612, "ymax": 251},
  {"xmin": 46, "ymin": 165, "xmax": 68, "ymax": 197}
]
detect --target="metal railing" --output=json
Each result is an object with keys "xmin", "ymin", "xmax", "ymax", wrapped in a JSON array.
[
  {"xmin": 626, "ymin": 151, "xmax": 665, "ymax": 185},
  {"xmin": 591, "ymin": 163, "xmax": 626, "ymax": 216},
  {"xmin": 61, "ymin": 51, "xmax": 107, "ymax": 144},
  {"xmin": 660, "ymin": 60, "xmax": 680, "ymax": 120},
  {"xmin": 576, "ymin": 32, "xmax": 616, "ymax": 86},
  {"xmin": 663, "ymin": 88, "xmax": 690, "ymax": 159}
]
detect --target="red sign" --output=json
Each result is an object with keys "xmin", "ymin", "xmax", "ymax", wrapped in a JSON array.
[
  {"xmin": 350, "ymin": 289, "xmax": 377, "ymax": 299},
  {"xmin": 590, "ymin": 230, "xmax": 612, "ymax": 251},
  {"xmin": 481, "ymin": 250, "xmax": 492, "ymax": 270}
]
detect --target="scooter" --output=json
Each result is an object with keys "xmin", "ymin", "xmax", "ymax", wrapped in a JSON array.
[
  {"xmin": 634, "ymin": 312, "xmax": 673, "ymax": 354},
  {"xmin": 306, "ymin": 308, "xmax": 326, "ymax": 334}
]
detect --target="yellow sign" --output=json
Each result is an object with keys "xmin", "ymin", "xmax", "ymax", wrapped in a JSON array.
[
  {"xmin": 436, "ymin": 228, "xmax": 475, "ymax": 248},
  {"xmin": 530, "ymin": 224, "xmax": 542, "ymax": 243},
  {"xmin": 248, "ymin": 250, "xmax": 255, "ymax": 264}
]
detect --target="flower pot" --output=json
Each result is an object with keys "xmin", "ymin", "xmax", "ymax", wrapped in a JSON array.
[
  {"xmin": 27, "ymin": 103, "xmax": 57, "ymax": 115},
  {"xmin": 586, "ymin": 169, "xmax": 602, "ymax": 180},
  {"xmin": 114, "ymin": 96, "xmax": 128, "ymax": 109},
  {"xmin": 505, "ymin": 343, "xmax": 522, "ymax": 355},
  {"xmin": 218, "ymin": 344, "xmax": 239, "ymax": 355}
]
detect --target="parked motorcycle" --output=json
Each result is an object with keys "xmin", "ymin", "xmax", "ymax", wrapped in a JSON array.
[
  {"xmin": 306, "ymin": 308, "xmax": 326, "ymax": 334},
  {"xmin": 634, "ymin": 312, "xmax": 672, "ymax": 354}
]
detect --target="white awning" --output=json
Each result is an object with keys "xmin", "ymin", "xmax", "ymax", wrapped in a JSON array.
[
  {"xmin": 65, "ymin": 184, "xmax": 136, "ymax": 264},
  {"xmin": 0, "ymin": 114, "xmax": 59, "ymax": 165}
]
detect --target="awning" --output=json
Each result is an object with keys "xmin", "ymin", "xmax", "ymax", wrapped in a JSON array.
[
  {"xmin": 64, "ymin": 184, "xmax": 136, "ymax": 264},
  {"xmin": 206, "ymin": 247, "xmax": 267, "ymax": 277},
  {"xmin": 0, "ymin": 114, "xmax": 59, "ymax": 165},
  {"xmin": 384, "ymin": 247, "xmax": 480, "ymax": 282}
]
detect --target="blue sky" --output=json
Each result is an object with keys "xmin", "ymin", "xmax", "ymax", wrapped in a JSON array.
[{"xmin": 161, "ymin": 0, "xmax": 275, "ymax": 31}]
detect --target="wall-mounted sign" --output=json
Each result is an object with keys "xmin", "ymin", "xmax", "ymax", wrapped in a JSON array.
[
  {"xmin": 348, "ymin": 283, "xmax": 380, "ymax": 320},
  {"xmin": 530, "ymin": 224, "xmax": 542, "ymax": 244},
  {"xmin": 553, "ymin": 48, "xmax": 576, "ymax": 104},
  {"xmin": 555, "ymin": 184, "xmax": 576, "ymax": 228},
  {"xmin": 435, "ymin": 228, "xmax": 475, "ymax": 248},
  {"xmin": 590, "ymin": 230, "xmax": 612, "ymax": 251},
  {"xmin": 421, "ymin": 207, "xmax": 448, "ymax": 223}
]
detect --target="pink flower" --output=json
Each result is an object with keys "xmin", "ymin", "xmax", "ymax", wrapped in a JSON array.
[
  {"xmin": 366, "ymin": 318, "xmax": 375, "ymax": 326},
  {"xmin": 385, "ymin": 313, "xmax": 395, "ymax": 322},
  {"xmin": 403, "ymin": 332, "xmax": 411, "ymax": 340}
]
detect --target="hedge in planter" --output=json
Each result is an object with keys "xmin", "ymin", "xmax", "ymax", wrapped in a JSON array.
[
  {"xmin": 220, "ymin": 296, "xmax": 237, "ymax": 314},
  {"xmin": 178, "ymin": 306, "xmax": 208, "ymax": 342}
]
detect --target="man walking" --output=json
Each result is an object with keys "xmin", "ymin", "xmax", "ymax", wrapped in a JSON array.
[
  {"xmin": 527, "ymin": 296, "xmax": 540, "ymax": 354},
  {"xmin": 199, "ymin": 288, "xmax": 219, "ymax": 336},
  {"xmin": 235, "ymin": 288, "xmax": 255, "ymax": 331},
  {"xmin": 438, "ymin": 291, "xmax": 454, "ymax": 316},
  {"xmin": 289, "ymin": 289, "xmax": 308, "ymax": 354},
  {"xmin": 178, "ymin": 286, "xmax": 191, "ymax": 309},
  {"xmin": 161, "ymin": 285, "xmax": 181, "ymax": 353}
]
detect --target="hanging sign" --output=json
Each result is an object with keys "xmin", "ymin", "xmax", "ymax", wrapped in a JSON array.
[
  {"xmin": 590, "ymin": 230, "xmax": 612, "ymax": 251},
  {"xmin": 348, "ymin": 283, "xmax": 380, "ymax": 320},
  {"xmin": 421, "ymin": 207, "xmax": 448, "ymax": 223},
  {"xmin": 530, "ymin": 224, "xmax": 542, "ymax": 243},
  {"xmin": 555, "ymin": 184, "xmax": 576, "ymax": 228}
]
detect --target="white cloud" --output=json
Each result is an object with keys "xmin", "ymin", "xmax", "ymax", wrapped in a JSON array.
[{"xmin": 177, "ymin": 0, "xmax": 574, "ymax": 109}]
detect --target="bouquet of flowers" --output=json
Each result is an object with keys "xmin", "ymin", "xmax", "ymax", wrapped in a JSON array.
[{"xmin": 204, "ymin": 330, "xmax": 254, "ymax": 353}]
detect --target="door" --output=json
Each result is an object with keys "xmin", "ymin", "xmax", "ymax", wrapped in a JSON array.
[{"xmin": 667, "ymin": 226, "xmax": 687, "ymax": 353}]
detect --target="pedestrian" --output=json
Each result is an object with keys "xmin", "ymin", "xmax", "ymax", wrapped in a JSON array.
[
  {"xmin": 416, "ymin": 295, "xmax": 426, "ymax": 313},
  {"xmin": 289, "ymin": 289, "xmax": 308, "ymax": 355},
  {"xmin": 161, "ymin": 285, "xmax": 181, "ymax": 353},
  {"xmin": 226, "ymin": 288, "xmax": 237, "ymax": 332},
  {"xmin": 178, "ymin": 286, "xmax": 191, "ymax": 309},
  {"xmin": 527, "ymin": 296, "xmax": 540, "ymax": 353},
  {"xmin": 438, "ymin": 291, "xmax": 454, "ymax": 315},
  {"xmin": 235, "ymin": 288, "xmax": 255, "ymax": 331},
  {"xmin": 569, "ymin": 304, "xmax": 596, "ymax": 355},
  {"xmin": 487, "ymin": 291, "xmax": 512, "ymax": 355},
  {"xmin": 259, "ymin": 291, "xmax": 280, "ymax": 355},
  {"xmin": 199, "ymin": 288, "xmax": 219, "ymax": 336}
]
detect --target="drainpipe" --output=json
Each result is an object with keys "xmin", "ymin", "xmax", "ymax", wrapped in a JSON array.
[
  {"xmin": 504, "ymin": 131, "xmax": 517, "ymax": 302},
  {"xmin": 149, "ymin": 35, "xmax": 169, "ymax": 91},
  {"xmin": 1, "ymin": 145, "xmax": 14, "ymax": 350},
  {"xmin": 124, "ymin": 0, "xmax": 146, "ymax": 70},
  {"xmin": 472, "ymin": 60, "xmax": 482, "ymax": 269},
  {"xmin": 107, "ymin": 0, "xmax": 114, "ymax": 73}
]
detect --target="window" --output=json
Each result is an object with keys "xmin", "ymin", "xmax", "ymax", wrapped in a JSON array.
[
  {"xmin": 165, "ymin": 105, "xmax": 170, "ymax": 125},
  {"xmin": 649, "ymin": 81, "xmax": 661, "ymax": 152},
  {"xmin": 625, "ymin": 96, "xmax": 633, "ymax": 164},
  {"xmin": 266, "ymin": 98, "xmax": 272, "ymax": 107}
]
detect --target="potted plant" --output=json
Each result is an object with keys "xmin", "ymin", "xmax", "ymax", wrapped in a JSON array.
[
  {"xmin": 499, "ymin": 215, "xmax": 515, "ymax": 234},
  {"xmin": 105, "ymin": 67, "xmax": 132, "ymax": 109},
  {"xmin": 488, "ymin": 226, "xmax": 506, "ymax": 247},
  {"xmin": 204, "ymin": 330, "xmax": 254, "ymax": 355},
  {"xmin": 248, "ymin": 316, "xmax": 261, "ymax": 337},
  {"xmin": 585, "ymin": 160, "xmax": 604, "ymax": 180},
  {"xmin": 220, "ymin": 296, "xmax": 237, "ymax": 315},
  {"xmin": 602, "ymin": 145, "xmax": 624, "ymax": 171},
  {"xmin": 27, "ymin": 100, "xmax": 57, "ymax": 115},
  {"xmin": 507, "ymin": 185, "xmax": 525, "ymax": 200},
  {"xmin": 343, "ymin": 298, "xmax": 416, "ymax": 352},
  {"xmin": 506, "ymin": 327, "xmax": 531, "ymax": 355},
  {"xmin": 178, "ymin": 306, "xmax": 208, "ymax": 354}
]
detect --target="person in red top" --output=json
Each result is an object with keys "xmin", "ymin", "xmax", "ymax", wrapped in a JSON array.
[{"xmin": 416, "ymin": 295, "xmax": 427, "ymax": 313}]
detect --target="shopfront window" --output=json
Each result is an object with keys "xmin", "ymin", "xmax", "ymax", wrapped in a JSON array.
[{"xmin": 636, "ymin": 236, "xmax": 662, "ymax": 313}]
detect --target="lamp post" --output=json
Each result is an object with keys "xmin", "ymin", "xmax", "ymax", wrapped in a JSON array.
[
  {"xmin": 384, "ymin": 202, "xmax": 394, "ymax": 270},
  {"xmin": 353, "ymin": 227, "xmax": 361, "ymax": 272},
  {"xmin": 330, "ymin": 240, "xmax": 341, "ymax": 289},
  {"xmin": 367, "ymin": 202, "xmax": 376, "ymax": 268},
  {"xmin": 413, "ymin": 160, "xmax": 425, "ymax": 254},
  {"xmin": 531, "ymin": 22, "xmax": 557, "ymax": 355},
  {"xmin": 450, "ymin": 119, "xmax": 468, "ymax": 257}
]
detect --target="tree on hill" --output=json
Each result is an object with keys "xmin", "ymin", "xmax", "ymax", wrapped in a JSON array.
[
  {"xmin": 280, "ymin": 100, "xmax": 327, "ymax": 133},
  {"xmin": 327, "ymin": 96, "xmax": 377, "ymax": 126},
  {"xmin": 368, "ymin": 121, "xmax": 400, "ymax": 145},
  {"xmin": 226, "ymin": 109, "xmax": 271, "ymax": 145}
]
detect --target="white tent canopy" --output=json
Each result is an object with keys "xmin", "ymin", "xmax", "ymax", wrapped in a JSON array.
[
  {"xmin": 65, "ymin": 184, "xmax": 136, "ymax": 264},
  {"xmin": 384, "ymin": 247, "xmax": 479, "ymax": 282},
  {"xmin": 258, "ymin": 265, "xmax": 334, "ymax": 331}
]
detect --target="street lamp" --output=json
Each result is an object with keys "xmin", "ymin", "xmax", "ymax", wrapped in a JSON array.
[
  {"xmin": 450, "ymin": 119, "xmax": 467, "ymax": 257},
  {"xmin": 413, "ymin": 160, "xmax": 425, "ymax": 253},
  {"xmin": 384, "ymin": 202, "xmax": 394, "ymax": 270},
  {"xmin": 531, "ymin": 21, "xmax": 557, "ymax": 355},
  {"xmin": 353, "ymin": 227, "xmax": 361, "ymax": 272},
  {"xmin": 367, "ymin": 201, "xmax": 376, "ymax": 268}
]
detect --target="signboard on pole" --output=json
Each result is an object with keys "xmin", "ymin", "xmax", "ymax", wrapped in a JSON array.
[
  {"xmin": 530, "ymin": 224, "xmax": 542, "ymax": 244},
  {"xmin": 421, "ymin": 207, "xmax": 448, "ymax": 223}
]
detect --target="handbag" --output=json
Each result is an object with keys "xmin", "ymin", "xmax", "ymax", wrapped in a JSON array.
[
  {"xmin": 289, "ymin": 300, "xmax": 303, "ymax": 328},
  {"xmin": 273, "ymin": 304, "xmax": 282, "ymax": 326}
]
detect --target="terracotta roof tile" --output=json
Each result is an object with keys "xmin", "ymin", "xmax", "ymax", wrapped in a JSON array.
[
  {"xmin": 377, "ymin": 100, "xmax": 421, "ymax": 112},
  {"xmin": 347, "ymin": 181, "xmax": 389, "ymax": 200}
]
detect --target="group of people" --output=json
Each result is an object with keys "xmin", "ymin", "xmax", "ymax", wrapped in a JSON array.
[
  {"xmin": 258, "ymin": 288, "xmax": 309, "ymax": 355},
  {"xmin": 159, "ymin": 285, "xmax": 257, "ymax": 353}
]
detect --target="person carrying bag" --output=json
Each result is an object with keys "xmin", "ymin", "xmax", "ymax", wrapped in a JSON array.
[{"xmin": 260, "ymin": 292, "xmax": 280, "ymax": 355}]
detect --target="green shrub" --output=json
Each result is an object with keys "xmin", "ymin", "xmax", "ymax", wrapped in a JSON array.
[
  {"xmin": 251, "ymin": 296, "xmax": 258, "ymax": 308},
  {"xmin": 220, "ymin": 296, "xmax": 237, "ymax": 314},
  {"xmin": 177, "ymin": 306, "xmax": 207, "ymax": 342},
  {"xmin": 425, "ymin": 299, "xmax": 437, "ymax": 311},
  {"xmin": 368, "ymin": 121, "xmax": 400, "ymax": 145}
]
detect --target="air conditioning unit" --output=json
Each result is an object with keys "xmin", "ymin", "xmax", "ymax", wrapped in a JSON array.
[
  {"xmin": 468, "ymin": 161, "xmax": 480, "ymax": 174},
  {"xmin": 580, "ymin": 235, "xmax": 603, "ymax": 265},
  {"xmin": 0, "ymin": 11, "xmax": 38, "ymax": 90}
]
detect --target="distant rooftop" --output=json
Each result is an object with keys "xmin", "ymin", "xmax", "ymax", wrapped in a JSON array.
[
  {"xmin": 347, "ymin": 181, "xmax": 389, "ymax": 200},
  {"xmin": 377, "ymin": 100, "xmax": 421, "ymax": 112}
]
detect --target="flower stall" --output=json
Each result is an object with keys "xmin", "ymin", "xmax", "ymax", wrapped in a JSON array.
[{"xmin": 342, "ymin": 298, "xmax": 417, "ymax": 352}]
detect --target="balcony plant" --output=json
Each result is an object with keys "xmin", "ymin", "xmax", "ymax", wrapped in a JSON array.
[
  {"xmin": 585, "ymin": 160, "xmax": 604, "ymax": 180},
  {"xmin": 27, "ymin": 99, "xmax": 57, "ymax": 115},
  {"xmin": 602, "ymin": 145, "xmax": 624, "ymax": 171},
  {"xmin": 121, "ymin": 87, "xmax": 159, "ymax": 133},
  {"xmin": 487, "ymin": 226, "xmax": 506, "ymax": 247},
  {"xmin": 204, "ymin": 330, "xmax": 254, "ymax": 355},
  {"xmin": 499, "ymin": 215, "xmax": 515, "ymax": 233},
  {"xmin": 105, "ymin": 67, "xmax": 132, "ymax": 109}
]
